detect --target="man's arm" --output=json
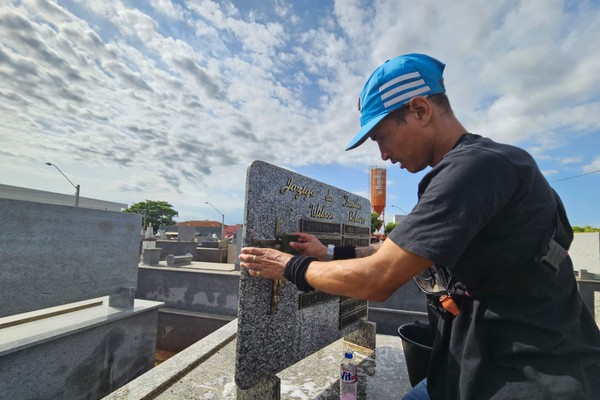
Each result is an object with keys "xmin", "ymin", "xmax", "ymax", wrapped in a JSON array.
[
  {"xmin": 289, "ymin": 232, "xmax": 380, "ymax": 260},
  {"xmin": 303, "ymin": 239, "xmax": 431, "ymax": 302},
  {"xmin": 355, "ymin": 243, "xmax": 381, "ymax": 258},
  {"xmin": 240, "ymin": 238, "xmax": 432, "ymax": 302}
]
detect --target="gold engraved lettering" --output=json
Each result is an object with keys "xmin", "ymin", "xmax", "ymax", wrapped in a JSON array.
[
  {"xmin": 348, "ymin": 210, "xmax": 366, "ymax": 224},
  {"xmin": 280, "ymin": 177, "xmax": 315, "ymax": 200},
  {"xmin": 325, "ymin": 188, "xmax": 334, "ymax": 202},
  {"xmin": 343, "ymin": 194, "xmax": 362, "ymax": 210},
  {"xmin": 309, "ymin": 203, "xmax": 334, "ymax": 220}
]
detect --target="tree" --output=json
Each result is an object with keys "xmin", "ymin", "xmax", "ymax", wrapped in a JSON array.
[
  {"xmin": 384, "ymin": 222, "xmax": 398, "ymax": 235},
  {"xmin": 572, "ymin": 225, "xmax": 600, "ymax": 233},
  {"xmin": 124, "ymin": 200, "xmax": 178, "ymax": 232},
  {"xmin": 371, "ymin": 212, "xmax": 383, "ymax": 233}
]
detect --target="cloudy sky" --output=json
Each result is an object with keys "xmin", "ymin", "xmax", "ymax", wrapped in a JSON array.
[{"xmin": 1, "ymin": 0, "xmax": 599, "ymax": 228}]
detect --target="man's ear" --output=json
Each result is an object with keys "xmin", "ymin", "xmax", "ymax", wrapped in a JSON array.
[{"xmin": 409, "ymin": 96, "xmax": 431, "ymax": 123}]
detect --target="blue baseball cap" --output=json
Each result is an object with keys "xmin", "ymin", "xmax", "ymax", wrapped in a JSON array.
[{"xmin": 345, "ymin": 53, "xmax": 446, "ymax": 151}]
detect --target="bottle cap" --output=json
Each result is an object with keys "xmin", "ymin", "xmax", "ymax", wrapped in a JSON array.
[{"xmin": 344, "ymin": 351, "xmax": 353, "ymax": 359}]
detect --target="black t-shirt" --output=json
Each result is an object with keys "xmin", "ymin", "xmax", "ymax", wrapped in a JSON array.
[{"xmin": 389, "ymin": 133, "xmax": 600, "ymax": 399}]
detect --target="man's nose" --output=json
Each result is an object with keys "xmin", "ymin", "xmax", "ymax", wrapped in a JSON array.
[{"xmin": 379, "ymin": 144, "xmax": 390, "ymax": 161}]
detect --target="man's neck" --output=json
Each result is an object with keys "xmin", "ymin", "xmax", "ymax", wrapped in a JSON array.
[{"xmin": 431, "ymin": 116, "xmax": 468, "ymax": 166}]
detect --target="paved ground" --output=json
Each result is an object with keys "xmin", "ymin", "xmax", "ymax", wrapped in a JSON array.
[{"xmin": 152, "ymin": 334, "xmax": 413, "ymax": 399}]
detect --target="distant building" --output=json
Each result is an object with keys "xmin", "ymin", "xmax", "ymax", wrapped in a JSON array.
[
  {"xmin": 392, "ymin": 214, "xmax": 406, "ymax": 225},
  {"xmin": 0, "ymin": 184, "xmax": 127, "ymax": 212},
  {"xmin": 223, "ymin": 224, "xmax": 243, "ymax": 239},
  {"xmin": 162, "ymin": 220, "xmax": 243, "ymax": 240}
]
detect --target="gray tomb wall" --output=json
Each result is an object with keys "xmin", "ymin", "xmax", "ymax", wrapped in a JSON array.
[
  {"xmin": 196, "ymin": 246, "xmax": 227, "ymax": 263},
  {"xmin": 235, "ymin": 161, "xmax": 375, "ymax": 395},
  {"xmin": 0, "ymin": 199, "xmax": 139, "ymax": 318},
  {"xmin": 136, "ymin": 266, "xmax": 239, "ymax": 352},
  {"xmin": 570, "ymin": 232, "xmax": 600, "ymax": 274},
  {"xmin": 0, "ymin": 198, "xmax": 163, "ymax": 399}
]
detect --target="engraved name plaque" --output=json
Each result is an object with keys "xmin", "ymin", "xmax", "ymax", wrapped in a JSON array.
[
  {"xmin": 298, "ymin": 291, "xmax": 339, "ymax": 309},
  {"xmin": 339, "ymin": 297, "xmax": 369, "ymax": 330},
  {"xmin": 343, "ymin": 237, "xmax": 370, "ymax": 247},
  {"xmin": 343, "ymin": 224, "xmax": 371, "ymax": 236},
  {"xmin": 301, "ymin": 219, "xmax": 341, "ymax": 234}
]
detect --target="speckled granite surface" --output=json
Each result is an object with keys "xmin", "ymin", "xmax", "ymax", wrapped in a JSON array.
[
  {"xmin": 237, "ymin": 161, "xmax": 374, "ymax": 391},
  {"xmin": 105, "ymin": 294, "xmax": 600, "ymax": 399},
  {"xmin": 152, "ymin": 333, "xmax": 411, "ymax": 399}
]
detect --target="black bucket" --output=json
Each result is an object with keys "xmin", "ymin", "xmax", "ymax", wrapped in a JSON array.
[{"xmin": 397, "ymin": 321, "xmax": 433, "ymax": 387}]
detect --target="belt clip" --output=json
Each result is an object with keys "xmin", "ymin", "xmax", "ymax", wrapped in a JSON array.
[{"xmin": 440, "ymin": 294, "xmax": 460, "ymax": 316}]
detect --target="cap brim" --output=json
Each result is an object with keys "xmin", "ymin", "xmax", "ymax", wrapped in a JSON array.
[{"xmin": 345, "ymin": 112, "xmax": 387, "ymax": 151}]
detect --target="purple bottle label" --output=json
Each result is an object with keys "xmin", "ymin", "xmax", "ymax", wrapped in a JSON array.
[{"xmin": 340, "ymin": 369, "xmax": 357, "ymax": 384}]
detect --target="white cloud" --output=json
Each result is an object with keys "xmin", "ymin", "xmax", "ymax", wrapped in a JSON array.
[
  {"xmin": 150, "ymin": 0, "xmax": 185, "ymax": 20},
  {"xmin": 560, "ymin": 156, "xmax": 582, "ymax": 165},
  {"xmin": 1, "ymin": 0, "xmax": 599, "ymax": 224},
  {"xmin": 583, "ymin": 157, "xmax": 600, "ymax": 173},
  {"xmin": 542, "ymin": 169, "xmax": 559, "ymax": 177}
]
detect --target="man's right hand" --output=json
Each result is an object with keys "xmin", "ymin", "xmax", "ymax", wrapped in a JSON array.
[{"xmin": 289, "ymin": 232, "xmax": 327, "ymax": 260}]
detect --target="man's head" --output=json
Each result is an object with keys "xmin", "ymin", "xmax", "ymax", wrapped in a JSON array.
[{"xmin": 346, "ymin": 53, "xmax": 446, "ymax": 151}]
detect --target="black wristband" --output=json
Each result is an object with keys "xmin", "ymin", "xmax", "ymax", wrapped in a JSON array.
[
  {"xmin": 334, "ymin": 245, "xmax": 356, "ymax": 260},
  {"xmin": 284, "ymin": 255, "xmax": 318, "ymax": 292}
]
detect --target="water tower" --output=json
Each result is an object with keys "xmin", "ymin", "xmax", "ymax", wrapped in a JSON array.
[{"xmin": 370, "ymin": 167, "xmax": 386, "ymax": 233}]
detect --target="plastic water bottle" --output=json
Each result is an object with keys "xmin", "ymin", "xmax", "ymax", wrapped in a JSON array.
[{"xmin": 340, "ymin": 350, "xmax": 358, "ymax": 400}]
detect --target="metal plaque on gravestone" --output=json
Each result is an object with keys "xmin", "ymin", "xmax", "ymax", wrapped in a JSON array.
[{"xmin": 235, "ymin": 161, "xmax": 371, "ymax": 392}]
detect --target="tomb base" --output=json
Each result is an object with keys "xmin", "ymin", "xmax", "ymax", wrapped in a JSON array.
[{"xmin": 0, "ymin": 297, "xmax": 163, "ymax": 399}]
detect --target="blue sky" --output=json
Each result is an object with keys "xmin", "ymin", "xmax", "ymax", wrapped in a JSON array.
[{"xmin": 1, "ymin": 0, "xmax": 599, "ymax": 228}]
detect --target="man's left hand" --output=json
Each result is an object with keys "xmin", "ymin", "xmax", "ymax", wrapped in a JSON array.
[{"xmin": 239, "ymin": 247, "xmax": 293, "ymax": 280}]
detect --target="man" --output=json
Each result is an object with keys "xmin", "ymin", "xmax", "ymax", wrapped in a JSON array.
[{"xmin": 240, "ymin": 54, "xmax": 600, "ymax": 399}]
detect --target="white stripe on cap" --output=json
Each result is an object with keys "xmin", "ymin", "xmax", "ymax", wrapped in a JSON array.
[
  {"xmin": 379, "ymin": 71, "xmax": 420, "ymax": 92},
  {"xmin": 383, "ymin": 86, "xmax": 430, "ymax": 109},
  {"xmin": 381, "ymin": 79, "xmax": 425, "ymax": 101}
]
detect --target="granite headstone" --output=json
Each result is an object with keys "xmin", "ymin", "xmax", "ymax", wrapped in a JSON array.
[
  {"xmin": 235, "ymin": 161, "xmax": 375, "ymax": 398},
  {"xmin": 177, "ymin": 225, "xmax": 196, "ymax": 242}
]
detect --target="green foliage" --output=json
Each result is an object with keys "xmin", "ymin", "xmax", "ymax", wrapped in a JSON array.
[
  {"xmin": 124, "ymin": 200, "xmax": 179, "ymax": 231},
  {"xmin": 384, "ymin": 222, "xmax": 398, "ymax": 235},
  {"xmin": 371, "ymin": 212, "xmax": 382, "ymax": 233},
  {"xmin": 572, "ymin": 225, "xmax": 600, "ymax": 233}
]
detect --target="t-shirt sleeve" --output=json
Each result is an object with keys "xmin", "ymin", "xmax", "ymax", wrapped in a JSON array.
[{"xmin": 388, "ymin": 148, "xmax": 519, "ymax": 268}]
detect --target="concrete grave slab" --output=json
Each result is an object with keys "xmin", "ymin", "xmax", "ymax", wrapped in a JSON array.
[
  {"xmin": 165, "ymin": 252, "xmax": 193, "ymax": 267},
  {"xmin": 154, "ymin": 240, "xmax": 197, "ymax": 261}
]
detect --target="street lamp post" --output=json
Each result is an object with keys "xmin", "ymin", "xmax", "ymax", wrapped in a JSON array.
[
  {"xmin": 391, "ymin": 205, "xmax": 407, "ymax": 214},
  {"xmin": 205, "ymin": 201, "xmax": 225, "ymax": 239},
  {"xmin": 45, "ymin": 162, "xmax": 80, "ymax": 206}
]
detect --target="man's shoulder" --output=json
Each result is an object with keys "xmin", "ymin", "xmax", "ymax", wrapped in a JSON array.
[{"xmin": 450, "ymin": 133, "xmax": 533, "ymax": 165}]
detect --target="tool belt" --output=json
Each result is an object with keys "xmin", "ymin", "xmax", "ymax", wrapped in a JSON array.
[
  {"xmin": 413, "ymin": 237, "xmax": 569, "ymax": 318},
  {"xmin": 414, "ymin": 190, "xmax": 572, "ymax": 318},
  {"xmin": 414, "ymin": 266, "xmax": 464, "ymax": 317}
]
